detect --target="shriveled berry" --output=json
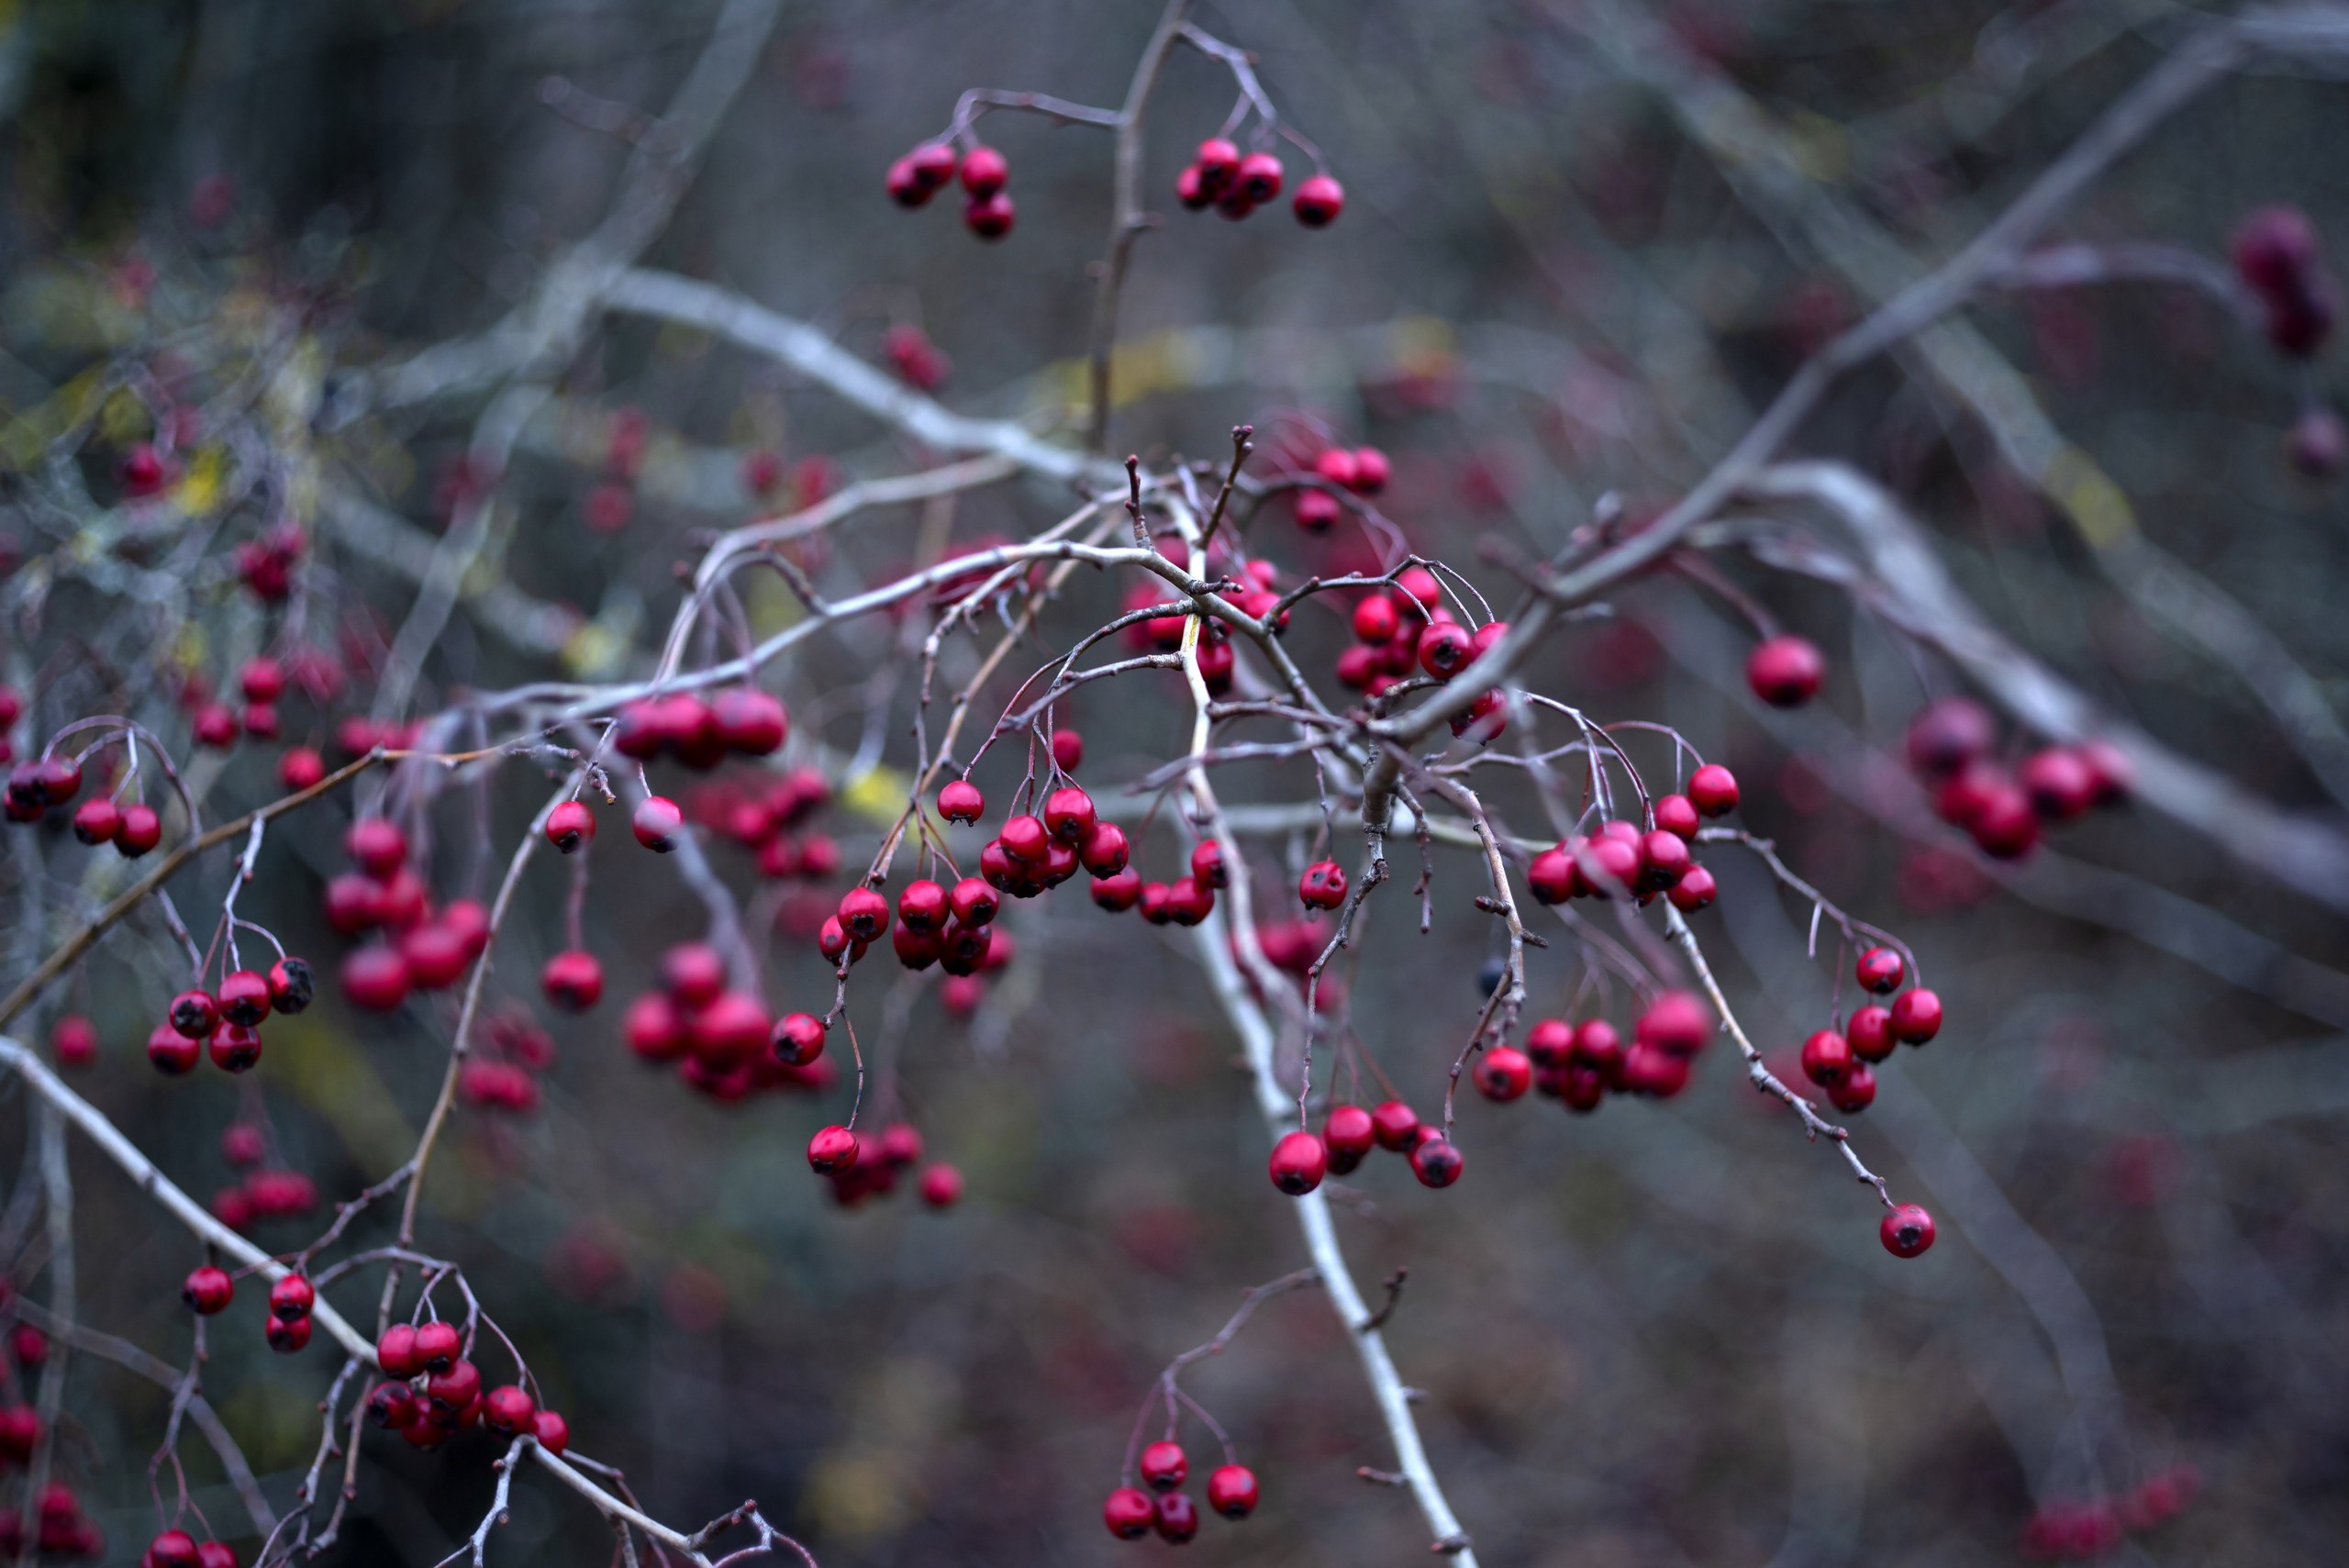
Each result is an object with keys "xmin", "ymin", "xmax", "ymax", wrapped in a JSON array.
[{"xmin": 267, "ymin": 957, "xmax": 316, "ymax": 1015}]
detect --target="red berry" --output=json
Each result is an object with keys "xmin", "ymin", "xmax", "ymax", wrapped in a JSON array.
[
  {"xmin": 1904, "ymin": 697, "xmax": 1996, "ymax": 778},
  {"xmin": 1189, "ymin": 839, "xmax": 1227, "ymax": 890},
  {"xmin": 1207, "ymin": 1463, "xmax": 1258, "ymax": 1518},
  {"xmin": 1527, "ymin": 846, "xmax": 1575, "ymax": 905},
  {"xmin": 1369, "ymin": 1099, "xmax": 1419, "ymax": 1152},
  {"xmin": 116, "ymin": 803, "xmax": 163, "ymax": 856},
  {"xmin": 1174, "ymin": 161, "xmax": 1211, "ymax": 207},
  {"xmin": 838, "ymin": 885, "xmax": 891, "ymax": 941},
  {"xmin": 366, "ymin": 1381, "xmax": 418, "ymax": 1429},
  {"xmin": 1666, "ymin": 864, "xmax": 1717, "ymax": 912},
  {"xmin": 1880, "ymin": 1203, "xmax": 1935, "ymax": 1258},
  {"xmin": 1968, "ymin": 784, "xmax": 2041, "ymax": 859},
  {"xmin": 1746, "ymin": 635, "xmax": 1825, "ymax": 707},
  {"xmin": 207, "ymin": 1023, "xmax": 262, "ymax": 1073},
  {"xmin": 483, "ymin": 1385, "xmax": 536, "ymax": 1435},
  {"xmin": 346, "ymin": 818, "xmax": 408, "ymax": 879},
  {"xmin": 1052, "ymin": 728, "xmax": 1085, "ymax": 771},
  {"xmin": 712, "ymin": 688, "xmax": 788, "ymax": 754},
  {"xmin": 1848, "ymin": 1005, "xmax": 1896, "ymax": 1062},
  {"xmin": 147, "ymin": 1531, "xmax": 201, "ymax": 1568},
  {"xmin": 998, "ymin": 814, "xmax": 1050, "ymax": 864},
  {"xmin": 1353, "ymin": 595, "xmax": 1398, "ymax": 644},
  {"xmin": 258, "ymin": 958, "xmax": 312, "ymax": 1019},
  {"xmin": 1043, "ymin": 785, "xmax": 1097, "ymax": 843},
  {"xmin": 1322, "ymin": 1104, "xmax": 1375, "ymax": 1173},
  {"xmin": 963, "ymin": 191, "xmax": 1015, "ymax": 239},
  {"xmin": 1235, "ymin": 151, "xmax": 1284, "ymax": 203},
  {"xmin": 1653, "ymin": 794, "xmax": 1700, "ymax": 840},
  {"xmin": 1293, "ymin": 173, "xmax": 1343, "ymax": 227},
  {"xmin": 897, "ymin": 879, "xmax": 949, "ymax": 933},
  {"xmin": 1638, "ymin": 829, "xmax": 1690, "ymax": 889},
  {"xmin": 1637, "ymin": 992, "xmax": 1711, "ymax": 1056},
  {"xmin": 632, "ymin": 795, "xmax": 685, "ymax": 851},
  {"xmin": 1800, "ymin": 1029, "xmax": 1854, "ymax": 1086},
  {"xmin": 1195, "ymin": 138, "xmax": 1241, "ymax": 191},
  {"xmin": 1152, "ymin": 1491, "xmax": 1199, "ymax": 1543},
  {"xmin": 1104, "ymin": 1487, "xmax": 1155, "ymax": 1540},
  {"xmin": 1474, "ymin": 1046, "xmax": 1533, "ymax": 1102},
  {"xmin": 532, "ymin": 1409, "xmax": 571, "ymax": 1453},
  {"xmin": 2020, "ymin": 747, "xmax": 2096, "ymax": 822},
  {"xmin": 807, "ymin": 1125, "xmax": 859, "ymax": 1174},
  {"xmin": 1268, "ymin": 1129, "xmax": 1328, "ymax": 1195},
  {"xmin": 545, "ymin": 799, "xmax": 595, "ymax": 853},
  {"xmin": 1140, "ymin": 1440, "xmax": 1188, "ymax": 1492},
  {"xmin": 1080, "ymin": 821, "xmax": 1130, "ymax": 878},
  {"xmin": 1855, "ymin": 946, "xmax": 1905, "ymax": 994},
  {"xmin": 624, "ymin": 994, "xmax": 688, "ymax": 1062},
  {"xmin": 217, "ymin": 968, "xmax": 272, "ymax": 1027},
  {"xmin": 938, "ymin": 780, "xmax": 985, "ymax": 823},
  {"xmin": 950, "ymin": 877, "xmax": 1001, "ymax": 928},
  {"xmin": 1165, "ymin": 875, "xmax": 1216, "ymax": 926},
  {"xmin": 268, "ymin": 1273, "xmax": 315, "ymax": 1322},
  {"xmin": 1298, "ymin": 859, "xmax": 1348, "ymax": 910},
  {"xmin": 1418, "ymin": 620, "xmax": 1474, "ymax": 679},
  {"xmin": 426, "ymin": 1358, "xmax": 480, "ymax": 1411},
  {"xmin": 181, "ymin": 1266, "xmax": 233, "ymax": 1315},
  {"xmin": 70, "ymin": 798, "xmax": 118, "ymax": 845},
  {"xmin": 918, "ymin": 1163, "xmax": 963, "ymax": 1207},
  {"xmin": 148, "ymin": 1023, "xmax": 200, "ymax": 1075},
  {"xmin": 1828, "ymin": 1062, "xmax": 1876, "ymax": 1113},
  {"xmin": 960, "ymin": 145, "xmax": 1008, "ymax": 197},
  {"xmin": 1574, "ymin": 1019, "xmax": 1624, "ymax": 1073},
  {"xmin": 279, "ymin": 746, "xmax": 328, "ymax": 792},
  {"xmin": 541, "ymin": 950, "xmax": 604, "ymax": 1011},
  {"xmin": 908, "ymin": 141, "xmax": 958, "ymax": 190},
  {"xmin": 193, "ymin": 702, "xmax": 238, "ymax": 749},
  {"xmin": 1293, "ymin": 487, "xmax": 1340, "ymax": 530},
  {"xmin": 377, "ymin": 1324, "xmax": 423, "ymax": 1377},
  {"xmin": 1410, "ymin": 1137, "xmax": 1464, "ymax": 1188},
  {"xmin": 1889, "ymin": 988, "xmax": 1943, "ymax": 1045},
  {"xmin": 1092, "ymin": 867, "xmax": 1142, "ymax": 911},
  {"xmin": 1351, "ymin": 447, "xmax": 1390, "ymax": 494},
  {"xmin": 413, "ymin": 1319, "xmax": 462, "ymax": 1373}
]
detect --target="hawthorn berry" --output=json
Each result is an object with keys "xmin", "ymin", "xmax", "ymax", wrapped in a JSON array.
[
  {"xmin": 1293, "ymin": 173, "xmax": 1343, "ymax": 227},
  {"xmin": 342, "ymin": 947, "xmax": 411, "ymax": 1011},
  {"xmin": 1298, "ymin": 859, "xmax": 1347, "ymax": 910},
  {"xmin": 918, "ymin": 1163, "xmax": 963, "ymax": 1207},
  {"xmin": 950, "ymin": 877, "xmax": 1001, "ymax": 928},
  {"xmin": 1141, "ymin": 1440, "xmax": 1189, "ymax": 1492},
  {"xmin": 960, "ymin": 145, "xmax": 1008, "ymax": 197},
  {"xmin": 1269, "ymin": 1129, "xmax": 1329, "ymax": 1195},
  {"xmin": 1044, "ymin": 785, "xmax": 1097, "ymax": 843},
  {"xmin": 1410, "ymin": 1137, "xmax": 1464, "ymax": 1188},
  {"xmin": 838, "ymin": 885, "xmax": 891, "ymax": 942},
  {"xmin": 1369, "ymin": 1099, "xmax": 1419, "ymax": 1152},
  {"xmin": 1153, "ymin": 1491, "xmax": 1199, "ymax": 1543},
  {"xmin": 1687, "ymin": 763, "xmax": 1740, "ymax": 817},
  {"xmin": 532, "ymin": 1409, "xmax": 571, "ymax": 1453},
  {"xmin": 1418, "ymin": 620, "xmax": 1473, "ymax": 679},
  {"xmin": 541, "ymin": 950, "xmax": 604, "ymax": 1012},
  {"xmin": 1293, "ymin": 487, "xmax": 1341, "ymax": 531},
  {"xmin": 1829, "ymin": 1062, "xmax": 1876, "ymax": 1113},
  {"xmin": 197, "ymin": 1541, "xmax": 238, "ymax": 1568},
  {"xmin": 367, "ymin": 1381, "xmax": 418, "ymax": 1429},
  {"xmin": 1666, "ymin": 864, "xmax": 1718, "ymax": 912},
  {"xmin": 1969, "ymin": 784, "xmax": 2041, "ymax": 859},
  {"xmin": 1080, "ymin": 821, "xmax": 1130, "ymax": 877},
  {"xmin": 217, "ymin": 968, "xmax": 272, "ymax": 1027},
  {"xmin": 545, "ymin": 800, "xmax": 595, "ymax": 853},
  {"xmin": 1207, "ymin": 1463, "xmax": 1258, "ymax": 1518},
  {"xmin": 633, "ymin": 795, "xmax": 685, "ymax": 851},
  {"xmin": 147, "ymin": 1531, "xmax": 201, "ymax": 1568},
  {"xmin": 807, "ymin": 1125, "xmax": 860, "ymax": 1174},
  {"xmin": 1194, "ymin": 137, "xmax": 1241, "ymax": 191},
  {"xmin": 1848, "ymin": 1005, "xmax": 1896, "ymax": 1062},
  {"xmin": 1855, "ymin": 947, "xmax": 1905, "ymax": 995},
  {"xmin": 1353, "ymin": 594, "xmax": 1399, "ymax": 644},
  {"xmin": 1093, "ymin": 867, "xmax": 1143, "ymax": 911},
  {"xmin": 1166, "ymin": 875, "xmax": 1216, "ymax": 926},
  {"xmin": 661, "ymin": 942, "xmax": 727, "ymax": 1007},
  {"xmin": 1052, "ymin": 728, "xmax": 1085, "ymax": 771},
  {"xmin": 1800, "ymin": 1029, "xmax": 1854, "ymax": 1087},
  {"xmin": 148, "ymin": 1023, "xmax": 200, "ymax": 1075},
  {"xmin": 1637, "ymin": 992, "xmax": 1711, "ymax": 1056},
  {"xmin": 266, "ymin": 956, "xmax": 316, "ymax": 1014},
  {"xmin": 181, "ymin": 1266, "xmax": 233, "ymax": 1315},
  {"xmin": 2021, "ymin": 747, "xmax": 2096, "ymax": 822},
  {"xmin": 1747, "ymin": 635, "xmax": 1825, "ymax": 707},
  {"xmin": 168, "ymin": 988, "xmax": 219, "ymax": 1040},
  {"xmin": 1474, "ymin": 1046, "xmax": 1533, "ymax": 1102},
  {"xmin": 711, "ymin": 688, "xmax": 788, "ymax": 754},
  {"xmin": 1235, "ymin": 150, "xmax": 1283, "ymax": 203},
  {"xmin": 377, "ymin": 1324, "xmax": 423, "ymax": 1378},
  {"xmin": 483, "ymin": 1385, "xmax": 537, "ymax": 1435},
  {"xmin": 1322, "ymin": 1104, "xmax": 1375, "ymax": 1174},
  {"xmin": 624, "ymin": 994, "xmax": 689, "ymax": 1062},
  {"xmin": 1904, "ymin": 697, "xmax": 1995, "ymax": 778},
  {"xmin": 117, "ymin": 802, "xmax": 163, "ymax": 856},
  {"xmin": 1528, "ymin": 847, "xmax": 1575, "ymax": 906},
  {"xmin": 266, "ymin": 1316, "xmax": 312, "ymax": 1353},
  {"xmin": 999, "ymin": 814, "xmax": 1050, "ymax": 863},
  {"xmin": 1653, "ymin": 794, "xmax": 1700, "ymax": 840},
  {"xmin": 426, "ymin": 1359, "xmax": 481, "ymax": 1412},
  {"xmin": 1880, "ymin": 1203, "xmax": 1936, "ymax": 1259},
  {"xmin": 897, "ymin": 879, "xmax": 949, "ymax": 933},
  {"xmin": 346, "ymin": 818, "xmax": 408, "ymax": 879},
  {"xmin": 269, "ymin": 1273, "xmax": 315, "ymax": 1322},
  {"xmin": 964, "ymin": 191, "xmax": 1015, "ymax": 239},
  {"xmin": 208, "ymin": 1024, "xmax": 262, "ymax": 1073},
  {"xmin": 1889, "ymin": 988, "xmax": 1943, "ymax": 1045},
  {"xmin": 70, "ymin": 798, "xmax": 119, "ymax": 845},
  {"xmin": 1190, "ymin": 839, "xmax": 1227, "ymax": 889},
  {"xmin": 939, "ymin": 780, "xmax": 985, "ymax": 823},
  {"xmin": 1574, "ymin": 1019, "xmax": 1624, "ymax": 1073},
  {"xmin": 1639, "ymin": 829, "xmax": 1690, "ymax": 889},
  {"xmin": 413, "ymin": 1319, "xmax": 462, "ymax": 1373},
  {"xmin": 1104, "ymin": 1487, "xmax": 1155, "ymax": 1540}
]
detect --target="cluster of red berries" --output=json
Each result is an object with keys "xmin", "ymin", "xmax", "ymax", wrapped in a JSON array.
[
  {"xmin": 181, "ymin": 1261, "xmax": 321, "ymax": 1352},
  {"xmin": 2019, "ymin": 1465, "xmax": 2199, "ymax": 1560},
  {"xmin": 1333, "ymin": 569, "xmax": 1509, "ymax": 737},
  {"xmin": 1795, "ymin": 947, "xmax": 1944, "ymax": 1116},
  {"xmin": 1172, "ymin": 137, "xmax": 1341, "ymax": 228},
  {"xmin": 616, "ymin": 940, "xmax": 839, "ymax": 1106},
  {"xmin": 1527, "ymin": 766, "xmax": 1740, "ymax": 914},
  {"xmin": 1, "ymin": 1480, "xmax": 105, "ymax": 1561},
  {"xmin": 809, "ymin": 1119, "xmax": 963, "ymax": 1210},
  {"xmin": 145, "ymin": 955, "xmax": 314, "ymax": 1077},
  {"xmin": 365, "ymin": 1321, "xmax": 566, "ymax": 1454},
  {"xmin": 1120, "ymin": 580, "xmax": 1248, "ymax": 691},
  {"xmin": 1104, "ymin": 1443, "xmax": 1258, "ymax": 1544},
  {"xmin": 326, "ymin": 817, "xmax": 490, "ymax": 1013},
  {"xmin": 1904, "ymin": 696, "xmax": 2128, "ymax": 861},
  {"xmin": 739, "ymin": 448, "xmax": 840, "ymax": 509},
  {"xmin": 2231, "ymin": 206, "xmax": 2336, "ymax": 358},
  {"xmin": 207, "ymin": 1124, "xmax": 321, "ymax": 1232},
  {"xmin": 668, "ymin": 767, "xmax": 837, "ymax": 880},
  {"xmin": 459, "ymin": 1011, "xmax": 558, "ymax": 1113},
  {"xmin": 0, "ymin": 726, "xmax": 176, "ymax": 859},
  {"xmin": 138, "ymin": 1529, "xmax": 239, "ymax": 1568},
  {"xmin": 1271, "ymin": 1095, "xmax": 1464, "ymax": 1196},
  {"xmin": 228, "ymin": 521, "xmax": 304, "ymax": 605},
  {"xmin": 885, "ymin": 141, "xmax": 1014, "ymax": 239},
  {"xmin": 1290, "ymin": 442, "xmax": 1388, "ymax": 532},
  {"xmin": 611, "ymin": 686, "xmax": 788, "ymax": 772}
]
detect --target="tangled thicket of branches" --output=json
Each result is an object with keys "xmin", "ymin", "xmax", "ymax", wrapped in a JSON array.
[{"xmin": 2, "ymin": 1, "xmax": 2348, "ymax": 1564}]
